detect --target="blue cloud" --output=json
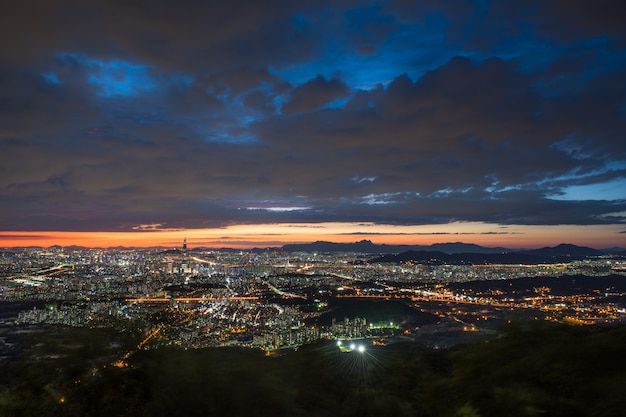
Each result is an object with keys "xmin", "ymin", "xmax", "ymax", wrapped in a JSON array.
[
  {"xmin": 57, "ymin": 53, "xmax": 155, "ymax": 97},
  {"xmin": 41, "ymin": 72, "xmax": 60, "ymax": 84},
  {"xmin": 554, "ymin": 177, "xmax": 626, "ymax": 201}
]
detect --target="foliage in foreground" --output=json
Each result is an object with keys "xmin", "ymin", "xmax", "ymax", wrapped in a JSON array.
[{"xmin": 1, "ymin": 322, "xmax": 625, "ymax": 417}]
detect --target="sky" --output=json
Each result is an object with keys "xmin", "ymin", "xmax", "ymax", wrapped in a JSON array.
[{"xmin": 1, "ymin": 0, "xmax": 625, "ymax": 249}]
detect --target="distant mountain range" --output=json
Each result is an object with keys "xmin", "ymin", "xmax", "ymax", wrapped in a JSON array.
[
  {"xmin": 281, "ymin": 240, "xmax": 623, "ymax": 255},
  {"xmin": 4, "ymin": 241, "xmax": 625, "ymax": 264},
  {"xmin": 280, "ymin": 240, "xmax": 511, "ymax": 254},
  {"xmin": 278, "ymin": 240, "xmax": 625, "ymax": 264},
  {"xmin": 368, "ymin": 243, "xmax": 622, "ymax": 265}
]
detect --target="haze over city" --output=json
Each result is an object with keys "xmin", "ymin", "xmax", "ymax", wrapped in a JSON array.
[{"xmin": 1, "ymin": 1, "xmax": 625, "ymax": 248}]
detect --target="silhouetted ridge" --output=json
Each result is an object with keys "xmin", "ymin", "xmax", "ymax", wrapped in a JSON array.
[
  {"xmin": 518, "ymin": 243, "xmax": 603, "ymax": 258},
  {"xmin": 280, "ymin": 240, "xmax": 508, "ymax": 254},
  {"xmin": 281, "ymin": 240, "xmax": 385, "ymax": 253},
  {"xmin": 368, "ymin": 244, "xmax": 610, "ymax": 264}
]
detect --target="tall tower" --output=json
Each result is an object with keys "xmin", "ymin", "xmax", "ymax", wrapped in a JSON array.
[{"xmin": 183, "ymin": 237, "xmax": 187, "ymax": 251}]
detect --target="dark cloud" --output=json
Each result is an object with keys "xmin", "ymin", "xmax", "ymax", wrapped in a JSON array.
[
  {"xmin": 0, "ymin": 0, "xmax": 624, "ymax": 233},
  {"xmin": 523, "ymin": 0, "xmax": 626, "ymax": 43},
  {"xmin": 426, "ymin": 0, "xmax": 626, "ymax": 51},
  {"xmin": 282, "ymin": 76, "xmax": 351, "ymax": 114},
  {"xmin": 201, "ymin": 69, "xmax": 281, "ymax": 95},
  {"xmin": 243, "ymin": 90, "xmax": 277, "ymax": 115},
  {"xmin": 0, "ymin": 0, "xmax": 353, "ymax": 72}
]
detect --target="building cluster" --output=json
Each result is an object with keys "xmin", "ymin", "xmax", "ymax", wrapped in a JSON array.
[
  {"xmin": 330, "ymin": 317, "xmax": 368, "ymax": 338},
  {"xmin": 1, "ymin": 245, "xmax": 625, "ymax": 351}
]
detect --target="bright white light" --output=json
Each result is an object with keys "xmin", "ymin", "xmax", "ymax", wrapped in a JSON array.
[
  {"xmin": 357, "ymin": 345, "xmax": 365, "ymax": 353},
  {"xmin": 350, "ymin": 343, "xmax": 356, "ymax": 350},
  {"xmin": 244, "ymin": 206, "xmax": 312, "ymax": 212},
  {"xmin": 336, "ymin": 340, "xmax": 342, "ymax": 346}
]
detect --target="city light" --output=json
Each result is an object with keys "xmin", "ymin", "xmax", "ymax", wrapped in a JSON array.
[
  {"xmin": 2, "ymin": 244, "xmax": 625, "ymax": 354},
  {"xmin": 336, "ymin": 340, "xmax": 367, "ymax": 353}
]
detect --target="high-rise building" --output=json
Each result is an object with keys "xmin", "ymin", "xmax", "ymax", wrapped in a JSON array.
[{"xmin": 183, "ymin": 237, "xmax": 187, "ymax": 251}]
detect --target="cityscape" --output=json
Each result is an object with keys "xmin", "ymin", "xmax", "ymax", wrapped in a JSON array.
[
  {"xmin": 2, "ymin": 239, "xmax": 626, "ymax": 415},
  {"xmin": 3, "ymin": 239, "xmax": 625, "ymax": 356},
  {"xmin": 2, "ymin": 0, "xmax": 626, "ymax": 415}
]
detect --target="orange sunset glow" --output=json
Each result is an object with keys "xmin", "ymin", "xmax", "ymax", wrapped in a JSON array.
[{"xmin": 1, "ymin": 222, "xmax": 623, "ymax": 250}]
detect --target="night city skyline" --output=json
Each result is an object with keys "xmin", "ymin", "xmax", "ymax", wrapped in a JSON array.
[{"xmin": 1, "ymin": 1, "xmax": 626, "ymax": 249}]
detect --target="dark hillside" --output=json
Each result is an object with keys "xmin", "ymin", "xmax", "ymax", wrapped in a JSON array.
[{"xmin": 1, "ymin": 323, "xmax": 625, "ymax": 416}]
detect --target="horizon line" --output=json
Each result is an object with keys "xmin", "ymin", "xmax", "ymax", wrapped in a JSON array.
[
  {"xmin": 0, "ymin": 222, "xmax": 624, "ymax": 250},
  {"xmin": 1, "ymin": 239, "xmax": 623, "ymax": 252}
]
